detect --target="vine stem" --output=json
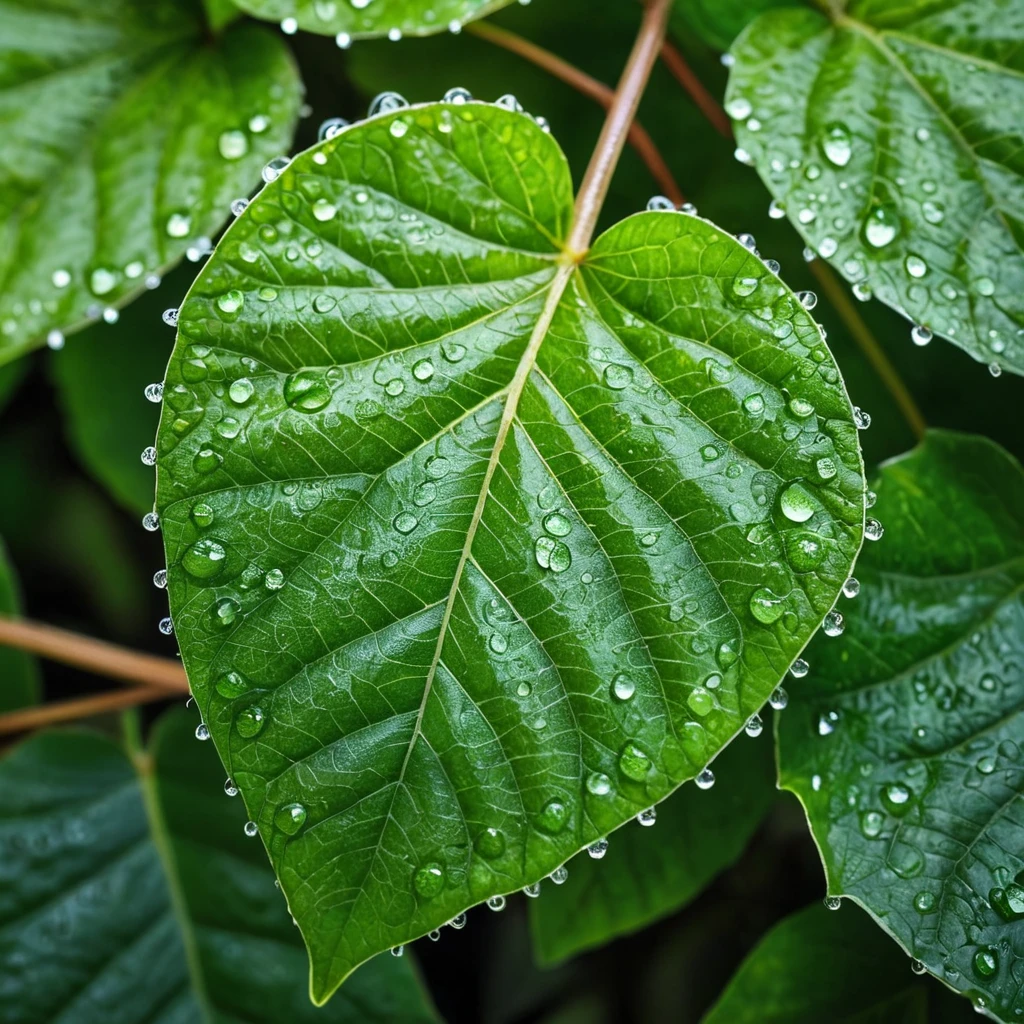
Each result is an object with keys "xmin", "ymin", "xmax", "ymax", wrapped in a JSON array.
[
  {"xmin": 568, "ymin": 0, "xmax": 674, "ymax": 254},
  {"xmin": 0, "ymin": 687, "xmax": 176, "ymax": 737},
  {"xmin": 657, "ymin": 41, "xmax": 927, "ymax": 439},
  {"xmin": 0, "ymin": 615, "xmax": 189, "ymax": 692},
  {"xmin": 468, "ymin": 21, "xmax": 684, "ymax": 207}
]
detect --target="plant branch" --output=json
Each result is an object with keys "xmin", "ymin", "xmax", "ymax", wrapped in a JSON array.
[
  {"xmin": 0, "ymin": 615, "xmax": 189, "ymax": 692},
  {"xmin": 467, "ymin": 21, "xmax": 683, "ymax": 207},
  {"xmin": 657, "ymin": 42, "xmax": 927, "ymax": 440},
  {"xmin": 0, "ymin": 687, "xmax": 176, "ymax": 737},
  {"xmin": 659, "ymin": 40, "xmax": 733, "ymax": 138},
  {"xmin": 568, "ymin": 0, "xmax": 674, "ymax": 254},
  {"xmin": 809, "ymin": 261, "xmax": 926, "ymax": 439}
]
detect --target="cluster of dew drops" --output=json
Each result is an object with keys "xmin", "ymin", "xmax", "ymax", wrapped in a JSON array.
[
  {"xmin": 719, "ymin": 52, "xmax": 1008, "ymax": 380},
  {"xmin": 132, "ymin": 60, "xmax": 898, "ymax": 959}
]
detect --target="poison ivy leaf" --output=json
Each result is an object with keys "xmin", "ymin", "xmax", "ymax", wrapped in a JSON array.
[
  {"xmin": 231, "ymin": 0, "xmax": 514, "ymax": 40},
  {"xmin": 670, "ymin": 0, "xmax": 794, "ymax": 52},
  {"xmin": 777, "ymin": 431, "xmax": 1024, "ymax": 1022},
  {"xmin": 52, "ymin": 265, "xmax": 193, "ymax": 517},
  {"xmin": 726, "ymin": 2, "xmax": 1024, "ymax": 376},
  {"xmin": 154, "ymin": 100, "xmax": 865, "ymax": 1002},
  {"xmin": 0, "ymin": 535, "xmax": 39, "ymax": 712},
  {"xmin": 0, "ymin": 710, "xmax": 439, "ymax": 1022},
  {"xmin": 703, "ymin": 902, "xmax": 929, "ymax": 1023},
  {"xmin": 530, "ymin": 722, "xmax": 775, "ymax": 965},
  {"xmin": 0, "ymin": 0, "xmax": 302, "ymax": 365}
]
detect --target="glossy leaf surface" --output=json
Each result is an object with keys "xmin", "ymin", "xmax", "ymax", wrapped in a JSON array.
[
  {"xmin": 530, "ymin": 724, "xmax": 775, "ymax": 965},
  {"xmin": 0, "ymin": 0, "xmax": 302, "ymax": 364},
  {"xmin": 777, "ymin": 431, "xmax": 1024, "ymax": 1021},
  {"xmin": 0, "ymin": 536, "xmax": 39, "ymax": 712},
  {"xmin": 232, "ymin": 0, "xmax": 513, "ymax": 39},
  {"xmin": 727, "ymin": 1, "xmax": 1024, "ymax": 375},
  {"xmin": 155, "ymin": 101, "xmax": 865, "ymax": 1001},
  {"xmin": 703, "ymin": 902, "xmax": 928, "ymax": 1023},
  {"xmin": 0, "ymin": 710, "xmax": 438, "ymax": 1022}
]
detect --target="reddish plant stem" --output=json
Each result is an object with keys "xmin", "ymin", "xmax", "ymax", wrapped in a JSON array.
[
  {"xmin": 659, "ymin": 39, "xmax": 733, "ymax": 138},
  {"xmin": 0, "ymin": 688, "xmax": 176, "ymax": 737}
]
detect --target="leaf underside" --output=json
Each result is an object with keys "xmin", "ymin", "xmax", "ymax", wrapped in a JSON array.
[
  {"xmin": 777, "ymin": 431, "xmax": 1024, "ymax": 1022},
  {"xmin": 155, "ymin": 101, "xmax": 865, "ymax": 1002},
  {"xmin": 0, "ymin": 711, "xmax": 437, "ymax": 1023},
  {"xmin": 0, "ymin": 0, "xmax": 302, "ymax": 363},
  {"xmin": 727, "ymin": 1, "xmax": 1024, "ymax": 375},
  {"xmin": 232, "ymin": 0, "xmax": 513, "ymax": 39}
]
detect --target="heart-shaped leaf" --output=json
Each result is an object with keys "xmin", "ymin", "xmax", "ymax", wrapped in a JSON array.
[
  {"xmin": 529, "ymin": 722, "xmax": 775, "ymax": 965},
  {"xmin": 726, "ymin": 2, "xmax": 1024, "ymax": 376},
  {"xmin": 231, "ymin": 0, "xmax": 513, "ymax": 40},
  {"xmin": 0, "ymin": 710, "xmax": 438, "ymax": 1022},
  {"xmin": 777, "ymin": 431, "xmax": 1024, "ymax": 1021},
  {"xmin": 0, "ymin": 0, "xmax": 302, "ymax": 364},
  {"xmin": 155, "ymin": 100, "xmax": 865, "ymax": 1002}
]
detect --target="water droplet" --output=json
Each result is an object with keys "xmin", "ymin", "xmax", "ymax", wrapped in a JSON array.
[
  {"xmin": 990, "ymin": 883, "xmax": 1024, "ymax": 920},
  {"xmin": 523, "ymin": 881, "xmax": 542, "ymax": 897},
  {"xmin": 474, "ymin": 827, "xmax": 506, "ymax": 859},
  {"xmin": 543, "ymin": 512, "xmax": 572, "ymax": 537},
  {"xmin": 369, "ymin": 91, "xmax": 409, "ymax": 117},
  {"xmin": 536, "ymin": 797, "xmax": 570, "ymax": 834},
  {"xmin": 215, "ymin": 671, "xmax": 251, "ymax": 699},
  {"xmin": 797, "ymin": 290, "xmax": 817, "ymax": 310},
  {"xmin": 865, "ymin": 518, "xmax": 884, "ymax": 541},
  {"xmin": 194, "ymin": 722, "xmax": 210, "ymax": 741},
  {"xmin": 853, "ymin": 406, "xmax": 871, "ymax": 430},
  {"xmin": 822, "ymin": 610, "xmax": 844, "ymax": 637},
  {"xmin": 842, "ymin": 577, "xmax": 860, "ymax": 598},
  {"xmin": 486, "ymin": 894, "xmax": 507, "ymax": 911},
  {"xmin": 142, "ymin": 512, "xmax": 160, "ymax": 532},
  {"xmin": 743, "ymin": 392, "xmax": 765, "ymax": 414},
  {"xmin": 534, "ymin": 536, "xmax": 571, "ymax": 572},
  {"xmin": 141, "ymin": 446, "xmax": 157, "ymax": 467},
  {"xmin": 911, "ymin": 959, "xmax": 926, "ymax": 975},
  {"xmin": 618, "ymin": 742, "xmax": 652, "ymax": 781},
  {"xmin": 218, "ymin": 129, "xmax": 249, "ymax": 160},
  {"xmin": 695, "ymin": 768, "xmax": 715, "ymax": 790},
  {"xmin": 821, "ymin": 122, "xmax": 852, "ymax": 167},
  {"xmin": 235, "ymin": 705, "xmax": 265, "ymax": 738},
  {"xmin": 881, "ymin": 782, "xmax": 913, "ymax": 815},
  {"xmin": 158, "ymin": 617, "xmax": 174, "ymax": 635},
  {"xmin": 914, "ymin": 890, "xmax": 936, "ymax": 913},
  {"xmin": 275, "ymin": 802, "xmax": 307, "ymax": 835},
  {"xmin": 862, "ymin": 206, "xmax": 900, "ymax": 249},
  {"xmin": 973, "ymin": 948, "xmax": 998, "ymax": 978},
  {"xmin": 193, "ymin": 448, "xmax": 223, "ymax": 475},
  {"xmin": 182, "ymin": 538, "xmax": 227, "ymax": 579},
  {"xmin": 284, "ymin": 369, "xmax": 331, "ymax": 412},
  {"xmin": 264, "ymin": 568, "xmax": 285, "ymax": 591},
  {"xmin": 549, "ymin": 865, "xmax": 569, "ymax": 885},
  {"xmin": 646, "ymin": 195, "xmax": 675, "ymax": 211},
  {"xmin": 687, "ymin": 687, "xmax": 713, "ymax": 717},
  {"xmin": 586, "ymin": 772, "xmax": 612, "ymax": 796},
  {"xmin": 636, "ymin": 806, "xmax": 657, "ymax": 826},
  {"xmin": 860, "ymin": 810, "xmax": 883, "ymax": 838},
  {"xmin": 989, "ymin": 361, "xmax": 1002, "ymax": 378},
  {"xmin": 780, "ymin": 483, "xmax": 815, "ymax": 523},
  {"xmin": 750, "ymin": 587, "xmax": 785, "ymax": 624},
  {"xmin": 244, "ymin": 820, "xmax": 258, "ymax": 837},
  {"xmin": 393, "ymin": 511, "xmax": 418, "ymax": 534},
  {"xmin": 745, "ymin": 714, "xmax": 763, "ymax": 738},
  {"xmin": 726, "ymin": 97, "xmax": 752, "ymax": 120},
  {"xmin": 852, "ymin": 281, "xmax": 873, "ymax": 302},
  {"xmin": 790, "ymin": 658, "xmax": 809, "ymax": 678},
  {"xmin": 768, "ymin": 199, "xmax": 786, "ymax": 219},
  {"xmin": 770, "ymin": 687, "xmax": 788, "ymax": 710},
  {"xmin": 911, "ymin": 324, "xmax": 932, "ymax": 346},
  {"xmin": 223, "ymin": 777, "xmax": 238, "ymax": 797},
  {"xmin": 612, "ymin": 673, "xmax": 635, "ymax": 701},
  {"xmin": 823, "ymin": 895, "xmax": 841, "ymax": 910},
  {"xmin": 425, "ymin": 455, "xmax": 450, "ymax": 479},
  {"xmin": 904, "ymin": 254, "xmax": 927, "ymax": 279},
  {"xmin": 413, "ymin": 861, "xmax": 445, "ymax": 898},
  {"xmin": 166, "ymin": 213, "xmax": 192, "ymax": 239},
  {"xmin": 603, "ymin": 364, "xmax": 632, "ymax": 390},
  {"xmin": 587, "ymin": 838, "xmax": 609, "ymax": 860}
]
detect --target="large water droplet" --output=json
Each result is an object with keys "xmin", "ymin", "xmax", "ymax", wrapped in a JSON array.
[
  {"xmin": 862, "ymin": 206, "xmax": 900, "ymax": 249},
  {"xmin": 821, "ymin": 122, "xmax": 852, "ymax": 167},
  {"xmin": 235, "ymin": 705, "xmax": 265, "ymax": 738},
  {"xmin": 275, "ymin": 802, "xmax": 307, "ymax": 835},
  {"xmin": 618, "ymin": 742, "xmax": 652, "ymax": 781},
  {"xmin": 413, "ymin": 861, "xmax": 445, "ymax": 898},
  {"xmin": 535, "ymin": 797, "xmax": 571, "ymax": 834},
  {"xmin": 284, "ymin": 369, "xmax": 331, "ymax": 412},
  {"xmin": 182, "ymin": 538, "xmax": 227, "ymax": 579}
]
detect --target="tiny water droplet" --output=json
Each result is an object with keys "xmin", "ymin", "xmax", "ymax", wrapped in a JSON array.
[
  {"xmin": 243, "ymin": 821, "xmax": 258, "ymax": 837},
  {"xmin": 695, "ymin": 768, "xmax": 715, "ymax": 790}
]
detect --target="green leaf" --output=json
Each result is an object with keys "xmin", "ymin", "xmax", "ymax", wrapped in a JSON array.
[
  {"xmin": 530, "ymin": 724, "xmax": 776, "ymax": 965},
  {"xmin": 670, "ymin": 0, "xmax": 795, "ymax": 52},
  {"xmin": 0, "ymin": 710, "xmax": 439, "ymax": 1022},
  {"xmin": 0, "ymin": 0, "xmax": 302, "ymax": 365},
  {"xmin": 776, "ymin": 431, "xmax": 1024, "ymax": 1021},
  {"xmin": 0, "ymin": 535, "xmax": 39, "ymax": 712},
  {"xmin": 51, "ymin": 265, "xmax": 194, "ymax": 516},
  {"xmin": 726, "ymin": 2, "xmax": 1024, "ymax": 375},
  {"xmin": 231, "ymin": 0, "xmax": 514, "ymax": 39},
  {"xmin": 702, "ymin": 901, "xmax": 928, "ymax": 1023},
  {"xmin": 154, "ymin": 100, "xmax": 866, "ymax": 1002}
]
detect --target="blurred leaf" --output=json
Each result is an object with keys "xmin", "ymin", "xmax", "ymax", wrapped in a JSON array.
[
  {"xmin": 702, "ymin": 902, "xmax": 926, "ymax": 1023},
  {"xmin": 233, "ymin": 0, "xmax": 514, "ymax": 39},
  {"xmin": 0, "ymin": 0, "xmax": 302, "ymax": 364},
  {"xmin": 0, "ymin": 362, "xmax": 27, "ymax": 417},
  {"xmin": 670, "ymin": 0, "xmax": 795, "ymax": 52},
  {"xmin": 204, "ymin": 0, "xmax": 243, "ymax": 32},
  {"xmin": 727, "ymin": 2, "xmax": 1024, "ymax": 374},
  {"xmin": 777, "ymin": 431, "xmax": 1024, "ymax": 1022},
  {"xmin": 530, "ymin": 728, "xmax": 775, "ymax": 965},
  {"xmin": 0, "ymin": 535, "xmax": 39, "ymax": 712},
  {"xmin": 155, "ymin": 100, "xmax": 864, "ymax": 1001},
  {"xmin": 51, "ymin": 265, "xmax": 193, "ymax": 517},
  {"xmin": 0, "ymin": 709, "xmax": 439, "ymax": 1022}
]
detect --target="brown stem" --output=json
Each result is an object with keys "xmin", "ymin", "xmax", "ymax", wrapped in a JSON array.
[
  {"xmin": 568, "ymin": 0, "xmax": 674, "ymax": 254},
  {"xmin": 468, "ymin": 16, "xmax": 684, "ymax": 209},
  {"xmin": 659, "ymin": 40, "xmax": 733, "ymax": 139},
  {"xmin": 0, "ymin": 688, "xmax": 176, "ymax": 737},
  {"xmin": 0, "ymin": 616, "xmax": 189, "ymax": 692},
  {"xmin": 809, "ymin": 261, "xmax": 926, "ymax": 439}
]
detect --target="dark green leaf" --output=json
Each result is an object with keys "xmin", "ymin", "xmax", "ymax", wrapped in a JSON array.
[
  {"xmin": 231, "ymin": 0, "xmax": 513, "ymax": 39},
  {"xmin": 0, "ymin": 710, "xmax": 438, "ymax": 1022},
  {"xmin": 670, "ymin": 0, "xmax": 795, "ymax": 52},
  {"xmin": 51, "ymin": 265, "xmax": 194, "ymax": 516},
  {"xmin": 0, "ymin": 535, "xmax": 39, "ymax": 712},
  {"xmin": 702, "ymin": 902, "xmax": 927, "ymax": 1023},
  {"xmin": 777, "ymin": 431, "xmax": 1024, "ymax": 1021},
  {"xmin": 155, "ymin": 100, "xmax": 865, "ymax": 1002},
  {"xmin": 727, "ymin": 2, "xmax": 1024, "ymax": 375},
  {"xmin": 530, "ymin": 725, "xmax": 776, "ymax": 965},
  {"xmin": 0, "ymin": 0, "xmax": 302, "ymax": 364}
]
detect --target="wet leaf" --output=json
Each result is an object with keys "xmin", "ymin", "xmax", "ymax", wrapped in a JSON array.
[
  {"xmin": 530, "ymin": 724, "xmax": 775, "ymax": 965},
  {"xmin": 703, "ymin": 902, "xmax": 928, "ymax": 1023},
  {"xmin": 232, "ymin": 0, "xmax": 514, "ymax": 39},
  {"xmin": 155, "ymin": 100, "xmax": 865, "ymax": 1002},
  {"xmin": 777, "ymin": 431, "xmax": 1024, "ymax": 1022},
  {"xmin": 0, "ymin": 710, "xmax": 438, "ymax": 1022},
  {"xmin": 0, "ymin": 535, "xmax": 39, "ymax": 712},
  {"xmin": 727, "ymin": 2, "xmax": 1024, "ymax": 375},
  {"xmin": 0, "ymin": 0, "xmax": 302, "ymax": 365},
  {"xmin": 670, "ymin": 0, "xmax": 794, "ymax": 52}
]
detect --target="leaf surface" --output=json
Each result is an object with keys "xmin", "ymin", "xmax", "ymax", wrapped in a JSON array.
[
  {"xmin": 727, "ymin": 1, "xmax": 1024, "ymax": 375},
  {"xmin": 231, "ymin": 0, "xmax": 513, "ymax": 39},
  {"xmin": 530, "ymin": 724, "xmax": 775, "ymax": 964},
  {"xmin": 0, "ymin": 535, "xmax": 39, "ymax": 712},
  {"xmin": 702, "ymin": 902, "xmax": 928, "ymax": 1023},
  {"xmin": 670, "ymin": 0, "xmax": 794, "ymax": 52},
  {"xmin": 0, "ymin": 710, "xmax": 438, "ymax": 1022},
  {"xmin": 0, "ymin": 0, "xmax": 302, "ymax": 364},
  {"xmin": 155, "ymin": 100, "xmax": 866, "ymax": 1002},
  {"xmin": 777, "ymin": 431, "xmax": 1024, "ymax": 1021}
]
